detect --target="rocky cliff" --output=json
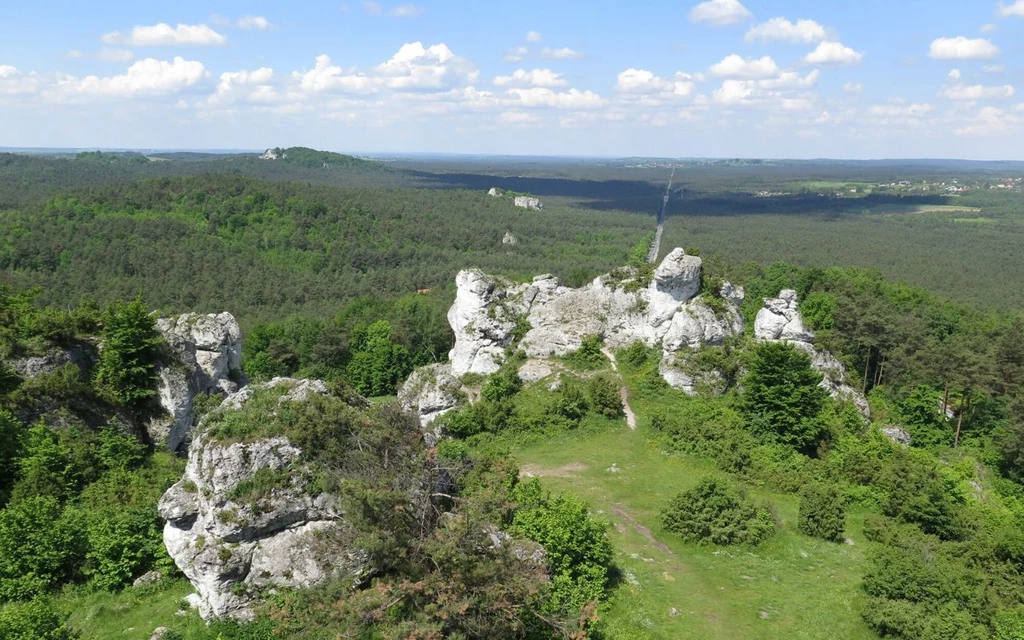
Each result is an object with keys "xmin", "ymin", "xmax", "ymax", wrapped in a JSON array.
[
  {"xmin": 148, "ymin": 312, "xmax": 247, "ymax": 451},
  {"xmin": 158, "ymin": 378, "xmax": 368, "ymax": 621}
]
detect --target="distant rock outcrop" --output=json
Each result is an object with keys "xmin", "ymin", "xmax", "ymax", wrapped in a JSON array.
[
  {"xmin": 148, "ymin": 313, "xmax": 247, "ymax": 451},
  {"xmin": 398, "ymin": 364, "xmax": 463, "ymax": 428},
  {"xmin": 514, "ymin": 196, "xmax": 543, "ymax": 210},
  {"xmin": 446, "ymin": 248, "xmax": 745, "ymax": 392},
  {"xmin": 159, "ymin": 378, "xmax": 368, "ymax": 621},
  {"xmin": 10, "ymin": 346, "xmax": 94, "ymax": 380},
  {"xmin": 755, "ymin": 290, "xmax": 870, "ymax": 418},
  {"xmin": 502, "ymin": 231, "xmax": 518, "ymax": 245},
  {"xmin": 488, "ymin": 187, "xmax": 500, "ymax": 197}
]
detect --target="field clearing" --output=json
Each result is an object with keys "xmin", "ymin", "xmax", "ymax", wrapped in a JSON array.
[
  {"xmin": 509, "ymin": 424, "xmax": 878, "ymax": 640},
  {"xmin": 863, "ymin": 203, "xmax": 983, "ymax": 215}
]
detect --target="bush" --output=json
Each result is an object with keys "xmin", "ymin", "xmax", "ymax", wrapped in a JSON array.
[
  {"xmin": 651, "ymin": 402, "xmax": 754, "ymax": 474},
  {"xmin": 565, "ymin": 335, "xmax": 606, "ymax": 370},
  {"xmin": 587, "ymin": 374, "xmax": 622, "ymax": 419},
  {"xmin": 0, "ymin": 496, "xmax": 87, "ymax": 599},
  {"xmin": 660, "ymin": 478, "xmax": 775, "ymax": 546},
  {"xmin": 512, "ymin": 479, "xmax": 613, "ymax": 611},
  {"xmin": 741, "ymin": 341, "xmax": 828, "ymax": 450},
  {"xmin": 549, "ymin": 379, "xmax": 589, "ymax": 423},
  {"xmin": 93, "ymin": 296, "xmax": 162, "ymax": 408},
  {"xmin": 346, "ymin": 320, "xmax": 410, "ymax": 397},
  {"xmin": 797, "ymin": 483, "xmax": 846, "ymax": 541},
  {"xmin": 618, "ymin": 341, "xmax": 652, "ymax": 369},
  {"xmin": 0, "ymin": 409, "xmax": 22, "ymax": 505},
  {"xmin": 0, "ymin": 597, "xmax": 78, "ymax": 640}
]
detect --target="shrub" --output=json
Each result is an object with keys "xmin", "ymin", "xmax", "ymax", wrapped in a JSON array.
[
  {"xmin": 480, "ymin": 364, "xmax": 522, "ymax": 404},
  {"xmin": 0, "ymin": 597, "xmax": 78, "ymax": 640},
  {"xmin": 0, "ymin": 409, "xmax": 22, "ymax": 505},
  {"xmin": 0, "ymin": 496, "xmax": 87, "ymax": 599},
  {"xmin": 549, "ymin": 379, "xmax": 589, "ymax": 423},
  {"xmin": 84, "ymin": 507, "xmax": 166, "ymax": 590},
  {"xmin": 346, "ymin": 320, "xmax": 411, "ymax": 397},
  {"xmin": 742, "ymin": 341, "xmax": 828, "ymax": 450},
  {"xmin": 565, "ymin": 335, "xmax": 606, "ymax": 370},
  {"xmin": 651, "ymin": 402, "xmax": 753, "ymax": 474},
  {"xmin": 797, "ymin": 483, "xmax": 846, "ymax": 541},
  {"xmin": 660, "ymin": 478, "xmax": 775, "ymax": 546},
  {"xmin": 618, "ymin": 341, "xmax": 652, "ymax": 369},
  {"xmin": 93, "ymin": 296, "xmax": 162, "ymax": 407},
  {"xmin": 10, "ymin": 422, "xmax": 82, "ymax": 503},
  {"xmin": 512, "ymin": 479, "xmax": 613, "ymax": 611},
  {"xmin": 587, "ymin": 374, "xmax": 623, "ymax": 419}
]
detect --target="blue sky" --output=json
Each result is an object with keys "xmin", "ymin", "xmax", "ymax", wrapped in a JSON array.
[{"xmin": 2, "ymin": 0, "xmax": 1024, "ymax": 158}]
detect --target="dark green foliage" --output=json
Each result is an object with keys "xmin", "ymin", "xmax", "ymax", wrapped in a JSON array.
[
  {"xmin": 587, "ymin": 374, "xmax": 623, "ymax": 419},
  {"xmin": 651, "ymin": 400, "xmax": 755, "ymax": 474},
  {"xmin": 0, "ymin": 497, "xmax": 86, "ymax": 599},
  {"xmin": 10, "ymin": 422, "xmax": 82, "ymax": 503},
  {"xmin": 93, "ymin": 296, "xmax": 161, "ymax": 407},
  {"xmin": 878, "ymin": 449, "xmax": 964, "ymax": 540},
  {"xmin": 565, "ymin": 335, "xmax": 606, "ymax": 370},
  {"xmin": 741, "ymin": 341, "xmax": 828, "ymax": 450},
  {"xmin": 618, "ymin": 340, "xmax": 653, "ymax": 369},
  {"xmin": 797, "ymin": 483, "xmax": 846, "ymax": 541},
  {"xmin": 660, "ymin": 478, "xmax": 775, "ymax": 546},
  {"xmin": 345, "ymin": 320, "xmax": 409, "ymax": 397},
  {"xmin": 549, "ymin": 379, "xmax": 589, "ymax": 423},
  {"xmin": 480, "ymin": 362, "xmax": 523, "ymax": 404},
  {"xmin": 0, "ymin": 409, "xmax": 22, "ymax": 505},
  {"xmin": 511, "ymin": 479, "xmax": 614, "ymax": 612},
  {"xmin": 0, "ymin": 597, "xmax": 78, "ymax": 640}
]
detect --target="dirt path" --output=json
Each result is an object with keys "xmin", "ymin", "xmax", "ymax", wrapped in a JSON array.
[
  {"xmin": 602, "ymin": 348, "xmax": 637, "ymax": 430},
  {"xmin": 611, "ymin": 505, "xmax": 675, "ymax": 557}
]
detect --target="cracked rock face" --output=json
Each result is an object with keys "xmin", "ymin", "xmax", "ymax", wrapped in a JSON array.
[
  {"xmin": 755, "ymin": 290, "xmax": 870, "ymax": 418},
  {"xmin": 398, "ymin": 364, "xmax": 463, "ymax": 428},
  {"xmin": 149, "ymin": 312, "xmax": 248, "ymax": 451},
  {"xmin": 158, "ymin": 380, "xmax": 368, "ymax": 621},
  {"xmin": 447, "ymin": 249, "xmax": 743, "ymax": 385}
]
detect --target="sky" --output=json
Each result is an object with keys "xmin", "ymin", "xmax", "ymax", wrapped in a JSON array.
[{"xmin": 2, "ymin": 0, "xmax": 1024, "ymax": 159}]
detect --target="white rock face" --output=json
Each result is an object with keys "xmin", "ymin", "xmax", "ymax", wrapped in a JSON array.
[
  {"xmin": 755, "ymin": 290, "xmax": 870, "ymax": 418},
  {"xmin": 158, "ymin": 380, "xmax": 368, "ymax": 621},
  {"xmin": 149, "ymin": 313, "xmax": 248, "ymax": 451},
  {"xmin": 502, "ymin": 231, "xmax": 518, "ymax": 245},
  {"xmin": 446, "ymin": 249, "xmax": 745, "ymax": 392},
  {"xmin": 514, "ymin": 196, "xmax": 543, "ymax": 210},
  {"xmin": 488, "ymin": 187, "xmax": 499, "ymax": 197},
  {"xmin": 398, "ymin": 364, "xmax": 463, "ymax": 427}
]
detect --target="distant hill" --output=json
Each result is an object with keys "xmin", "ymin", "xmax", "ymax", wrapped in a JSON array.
[{"xmin": 261, "ymin": 146, "xmax": 385, "ymax": 171}]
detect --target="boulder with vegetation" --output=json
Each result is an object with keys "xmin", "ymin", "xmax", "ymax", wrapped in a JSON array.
[
  {"xmin": 397, "ymin": 363, "xmax": 463, "ymax": 428},
  {"xmin": 158, "ymin": 378, "xmax": 367, "ymax": 620},
  {"xmin": 148, "ymin": 312, "xmax": 247, "ymax": 451}
]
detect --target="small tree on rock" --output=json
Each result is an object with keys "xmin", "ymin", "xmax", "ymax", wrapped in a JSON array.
[{"xmin": 93, "ymin": 296, "xmax": 162, "ymax": 408}]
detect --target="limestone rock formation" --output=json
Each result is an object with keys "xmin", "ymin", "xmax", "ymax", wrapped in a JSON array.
[
  {"xmin": 446, "ymin": 248, "xmax": 746, "ymax": 393},
  {"xmin": 514, "ymin": 196, "xmax": 543, "ymax": 210},
  {"xmin": 487, "ymin": 187, "xmax": 499, "ymax": 197},
  {"xmin": 149, "ymin": 313, "xmax": 248, "ymax": 451},
  {"xmin": 398, "ymin": 364, "xmax": 463, "ymax": 427},
  {"xmin": 502, "ymin": 231, "xmax": 518, "ymax": 245},
  {"xmin": 755, "ymin": 290, "xmax": 870, "ymax": 418},
  {"xmin": 881, "ymin": 425, "xmax": 912, "ymax": 446},
  {"xmin": 159, "ymin": 379, "xmax": 368, "ymax": 621},
  {"xmin": 10, "ymin": 346, "xmax": 94, "ymax": 380}
]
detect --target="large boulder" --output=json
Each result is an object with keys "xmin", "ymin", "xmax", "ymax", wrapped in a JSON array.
[
  {"xmin": 159, "ymin": 379, "xmax": 368, "ymax": 621},
  {"xmin": 398, "ymin": 364, "xmax": 463, "ymax": 427},
  {"xmin": 648, "ymin": 248, "xmax": 703, "ymax": 328},
  {"xmin": 149, "ymin": 312, "xmax": 248, "ymax": 451},
  {"xmin": 9, "ymin": 346, "xmax": 94, "ymax": 380},
  {"xmin": 447, "ymin": 270, "xmax": 530, "ymax": 376}
]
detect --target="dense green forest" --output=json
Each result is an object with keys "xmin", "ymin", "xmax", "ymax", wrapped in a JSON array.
[{"xmin": 1, "ymin": 151, "xmax": 1024, "ymax": 638}]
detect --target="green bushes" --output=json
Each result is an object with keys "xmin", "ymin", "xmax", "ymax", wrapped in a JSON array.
[
  {"xmin": 511, "ymin": 479, "xmax": 613, "ymax": 611},
  {"xmin": 0, "ymin": 597, "xmax": 77, "ymax": 640},
  {"xmin": 660, "ymin": 478, "xmax": 775, "ymax": 546},
  {"xmin": 93, "ymin": 296, "xmax": 162, "ymax": 408},
  {"xmin": 346, "ymin": 320, "xmax": 410, "ymax": 397},
  {"xmin": 565, "ymin": 335, "xmax": 606, "ymax": 370},
  {"xmin": 797, "ymin": 483, "xmax": 846, "ymax": 541},
  {"xmin": 586, "ymin": 375, "xmax": 622, "ymax": 419},
  {"xmin": 0, "ymin": 497, "xmax": 86, "ymax": 599},
  {"xmin": 741, "ymin": 341, "xmax": 828, "ymax": 450}
]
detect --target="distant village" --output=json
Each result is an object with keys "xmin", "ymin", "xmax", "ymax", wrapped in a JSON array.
[{"xmin": 754, "ymin": 176, "xmax": 1023, "ymax": 199}]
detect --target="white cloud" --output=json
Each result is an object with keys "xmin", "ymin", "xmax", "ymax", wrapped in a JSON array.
[
  {"xmin": 494, "ymin": 69, "xmax": 567, "ymax": 88},
  {"xmin": 998, "ymin": 1, "xmax": 1024, "ymax": 17},
  {"xmin": 297, "ymin": 43, "xmax": 477, "ymax": 95},
  {"xmin": 689, "ymin": 0, "xmax": 752, "ymax": 26},
  {"xmin": 0, "ymin": 65, "xmax": 41, "ymax": 95},
  {"xmin": 615, "ymin": 68, "xmax": 695, "ymax": 97},
  {"xmin": 948, "ymin": 68, "xmax": 961, "ymax": 79},
  {"xmin": 66, "ymin": 50, "xmax": 84, "ymax": 59},
  {"xmin": 843, "ymin": 82, "xmax": 863, "ymax": 94},
  {"xmin": 210, "ymin": 67, "xmax": 274, "ymax": 103},
  {"xmin": 499, "ymin": 111, "xmax": 540, "ymax": 124},
  {"xmin": 712, "ymin": 79, "xmax": 754, "ymax": 105},
  {"xmin": 390, "ymin": 4, "xmax": 424, "ymax": 17},
  {"xmin": 56, "ymin": 57, "xmax": 207, "ymax": 98},
  {"xmin": 745, "ymin": 18, "xmax": 826, "ymax": 44},
  {"xmin": 236, "ymin": 16, "xmax": 274, "ymax": 30},
  {"xmin": 939, "ymin": 82, "xmax": 1015, "ymax": 100},
  {"xmin": 541, "ymin": 47, "xmax": 583, "ymax": 59},
  {"xmin": 868, "ymin": 103, "xmax": 934, "ymax": 117},
  {"xmin": 928, "ymin": 36, "xmax": 1000, "ymax": 60},
  {"xmin": 758, "ymin": 69, "xmax": 818, "ymax": 89},
  {"xmin": 504, "ymin": 47, "xmax": 528, "ymax": 62},
  {"xmin": 526, "ymin": 31, "xmax": 543, "ymax": 43},
  {"xmin": 98, "ymin": 48, "xmax": 134, "ymax": 62},
  {"xmin": 506, "ymin": 87, "xmax": 605, "ymax": 109},
  {"xmin": 983, "ymin": 65, "xmax": 1005, "ymax": 73},
  {"xmin": 955, "ymin": 106, "xmax": 1019, "ymax": 135},
  {"xmin": 802, "ymin": 41, "xmax": 863, "ymax": 65},
  {"xmin": 709, "ymin": 54, "xmax": 779, "ymax": 78},
  {"xmin": 102, "ymin": 23, "xmax": 226, "ymax": 46},
  {"xmin": 363, "ymin": 1, "xmax": 382, "ymax": 15},
  {"xmin": 980, "ymin": 23, "xmax": 998, "ymax": 33}
]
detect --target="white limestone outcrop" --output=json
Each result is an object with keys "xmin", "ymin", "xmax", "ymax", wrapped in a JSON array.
[
  {"xmin": 398, "ymin": 364, "xmax": 463, "ymax": 427},
  {"xmin": 149, "ymin": 313, "xmax": 248, "ymax": 451},
  {"xmin": 158, "ymin": 379, "xmax": 368, "ymax": 621}
]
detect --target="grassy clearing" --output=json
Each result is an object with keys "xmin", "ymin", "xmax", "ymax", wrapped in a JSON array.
[
  {"xmin": 508, "ymin": 424, "xmax": 878, "ymax": 640},
  {"xmin": 864, "ymin": 203, "xmax": 982, "ymax": 215},
  {"xmin": 60, "ymin": 580, "xmax": 212, "ymax": 639}
]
